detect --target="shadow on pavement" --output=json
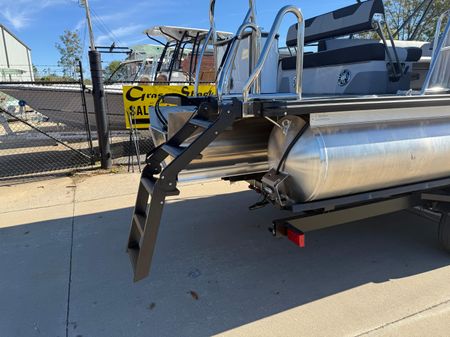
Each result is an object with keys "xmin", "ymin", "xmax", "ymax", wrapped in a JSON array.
[{"xmin": 1, "ymin": 190, "xmax": 449, "ymax": 337}]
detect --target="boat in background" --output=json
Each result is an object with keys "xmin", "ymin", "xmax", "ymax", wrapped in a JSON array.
[
  {"xmin": 0, "ymin": 26, "xmax": 231, "ymax": 131},
  {"xmin": 0, "ymin": 44, "xmax": 161, "ymax": 130}
]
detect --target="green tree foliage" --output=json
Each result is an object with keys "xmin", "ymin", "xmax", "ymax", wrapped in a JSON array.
[
  {"xmin": 55, "ymin": 30, "xmax": 83, "ymax": 79},
  {"xmin": 104, "ymin": 60, "xmax": 122, "ymax": 81},
  {"xmin": 384, "ymin": 0, "xmax": 450, "ymax": 40}
]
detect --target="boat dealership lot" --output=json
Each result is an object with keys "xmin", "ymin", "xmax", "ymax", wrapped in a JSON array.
[{"xmin": 0, "ymin": 173, "xmax": 449, "ymax": 337}]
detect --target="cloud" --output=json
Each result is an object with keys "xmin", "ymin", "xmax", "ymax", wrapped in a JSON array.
[
  {"xmin": 87, "ymin": 0, "xmax": 191, "ymax": 47},
  {"xmin": 95, "ymin": 24, "xmax": 146, "ymax": 46},
  {"xmin": 2, "ymin": 8, "xmax": 31, "ymax": 30},
  {"xmin": 73, "ymin": 18, "xmax": 86, "ymax": 32},
  {"xmin": 0, "ymin": 0, "xmax": 66, "ymax": 30}
]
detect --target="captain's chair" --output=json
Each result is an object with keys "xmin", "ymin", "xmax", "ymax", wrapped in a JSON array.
[{"xmin": 280, "ymin": 0, "xmax": 423, "ymax": 95}]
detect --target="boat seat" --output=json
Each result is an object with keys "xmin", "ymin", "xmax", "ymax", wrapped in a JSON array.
[
  {"xmin": 279, "ymin": 0, "xmax": 422, "ymax": 95},
  {"xmin": 282, "ymin": 0, "xmax": 422, "ymax": 70},
  {"xmin": 281, "ymin": 43, "xmax": 423, "ymax": 70},
  {"xmin": 287, "ymin": 0, "xmax": 385, "ymax": 46}
]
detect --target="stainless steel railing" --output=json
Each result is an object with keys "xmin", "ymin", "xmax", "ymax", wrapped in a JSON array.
[
  {"xmin": 194, "ymin": 0, "xmax": 257, "ymax": 95},
  {"xmin": 216, "ymin": 23, "xmax": 261, "ymax": 99},
  {"xmin": 242, "ymin": 6, "xmax": 304, "ymax": 105},
  {"xmin": 422, "ymin": 10, "xmax": 450, "ymax": 94}
]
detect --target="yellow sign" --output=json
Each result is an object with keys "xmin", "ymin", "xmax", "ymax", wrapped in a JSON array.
[{"xmin": 122, "ymin": 85, "xmax": 216, "ymax": 129}]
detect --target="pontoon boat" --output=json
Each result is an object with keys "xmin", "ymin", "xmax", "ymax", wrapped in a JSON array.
[{"xmin": 127, "ymin": 0, "xmax": 450, "ymax": 282}]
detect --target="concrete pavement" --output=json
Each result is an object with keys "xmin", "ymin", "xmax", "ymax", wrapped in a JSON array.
[{"xmin": 0, "ymin": 172, "xmax": 449, "ymax": 337}]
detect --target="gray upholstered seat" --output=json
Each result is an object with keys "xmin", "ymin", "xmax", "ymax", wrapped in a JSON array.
[
  {"xmin": 283, "ymin": 0, "xmax": 422, "ymax": 70},
  {"xmin": 281, "ymin": 43, "xmax": 422, "ymax": 70}
]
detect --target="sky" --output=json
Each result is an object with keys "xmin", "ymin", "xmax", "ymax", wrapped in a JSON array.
[{"xmin": 0, "ymin": 0, "xmax": 351, "ymax": 70}]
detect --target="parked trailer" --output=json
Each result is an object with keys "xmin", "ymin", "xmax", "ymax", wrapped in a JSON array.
[{"xmin": 127, "ymin": 0, "xmax": 450, "ymax": 281}]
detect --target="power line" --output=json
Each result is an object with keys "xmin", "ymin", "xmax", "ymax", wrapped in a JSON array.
[{"xmin": 90, "ymin": 7, "xmax": 122, "ymax": 45}]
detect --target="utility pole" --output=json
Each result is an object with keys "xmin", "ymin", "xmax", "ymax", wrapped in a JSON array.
[{"xmin": 80, "ymin": 0, "xmax": 112, "ymax": 169}]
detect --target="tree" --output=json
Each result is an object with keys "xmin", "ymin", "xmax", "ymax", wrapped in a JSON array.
[
  {"xmin": 32, "ymin": 65, "xmax": 39, "ymax": 80},
  {"xmin": 384, "ymin": 0, "xmax": 450, "ymax": 41},
  {"xmin": 55, "ymin": 30, "xmax": 83, "ymax": 79},
  {"xmin": 104, "ymin": 60, "xmax": 122, "ymax": 81}
]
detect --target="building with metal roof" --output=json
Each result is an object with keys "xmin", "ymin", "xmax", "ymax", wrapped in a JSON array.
[{"xmin": 0, "ymin": 24, "xmax": 34, "ymax": 82}]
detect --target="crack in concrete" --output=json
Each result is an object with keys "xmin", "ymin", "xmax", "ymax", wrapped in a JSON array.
[
  {"xmin": 0, "ymin": 202, "xmax": 75, "ymax": 215},
  {"xmin": 65, "ymin": 178, "xmax": 77, "ymax": 337},
  {"xmin": 354, "ymin": 297, "xmax": 450, "ymax": 336}
]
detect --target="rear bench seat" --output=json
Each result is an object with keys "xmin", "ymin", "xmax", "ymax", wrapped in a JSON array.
[
  {"xmin": 283, "ymin": 0, "xmax": 422, "ymax": 70},
  {"xmin": 281, "ymin": 43, "xmax": 422, "ymax": 70},
  {"xmin": 280, "ymin": 0, "xmax": 423, "ymax": 94}
]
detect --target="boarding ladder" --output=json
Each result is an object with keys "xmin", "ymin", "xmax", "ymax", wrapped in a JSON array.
[
  {"xmin": 127, "ymin": 100, "xmax": 242, "ymax": 281},
  {"xmin": 127, "ymin": 2, "xmax": 304, "ymax": 281}
]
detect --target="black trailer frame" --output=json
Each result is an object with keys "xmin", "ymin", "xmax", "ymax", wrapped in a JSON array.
[
  {"xmin": 269, "ymin": 183, "xmax": 450, "ymax": 252},
  {"xmin": 236, "ymin": 94, "xmax": 450, "ymax": 252}
]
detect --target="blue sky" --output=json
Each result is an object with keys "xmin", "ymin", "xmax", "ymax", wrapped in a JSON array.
[{"xmin": 0, "ymin": 0, "xmax": 351, "ymax": 69}]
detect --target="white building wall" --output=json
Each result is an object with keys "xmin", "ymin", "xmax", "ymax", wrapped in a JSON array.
[
  {"xmin": 0, "ymin": 32, "xmax": 7, "ymax": 68},
  {"xmin": 0, "ymin": 25, "xmax": 33, "ymax": 81}
]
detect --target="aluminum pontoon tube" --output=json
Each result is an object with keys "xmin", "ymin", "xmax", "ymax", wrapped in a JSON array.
[{"xmin": 268, "ymin": 115, "xmax": 450, "ymax": 202}]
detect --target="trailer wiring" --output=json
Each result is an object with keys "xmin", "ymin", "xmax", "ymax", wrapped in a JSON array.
[
  {"xmin": 154, "ymin": 94, "xmax": 168, "ymax": 129},
  {"xmin": 275, "ymin": 121, "xmax": 309, "ymax": 174},
  {"xmin": 155, "ymin": 93, "xmax": 200, "ymax": 131}
]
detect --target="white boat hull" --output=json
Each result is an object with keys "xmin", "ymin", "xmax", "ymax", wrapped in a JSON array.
[{"xmin": 0, "ymin": 84, "xmax": 126, "ymax": 130}]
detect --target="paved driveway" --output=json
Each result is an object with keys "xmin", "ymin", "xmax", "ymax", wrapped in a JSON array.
[{"xmin": 0, "ymin": 173, "xmax": 449, "ymax": 337}]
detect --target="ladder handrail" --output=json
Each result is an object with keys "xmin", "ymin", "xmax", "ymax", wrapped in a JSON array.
[
  {"xmin": 242, "ymin": 6, "xmax": 304, "ymax": 104},
  {"xmin": 216, "ymin": 23, "xmax": 261, "ymax": 99},
  {"xmin": 193, "ymin": 29, "xmax": 214, "ymax": 95},
  {"xmin": 421, "ymin": 10, "xmax": 450, "ymax": 94},
  {"xmin": 194, "ymin": 0, "xmax": 257, "ymax": 95}
]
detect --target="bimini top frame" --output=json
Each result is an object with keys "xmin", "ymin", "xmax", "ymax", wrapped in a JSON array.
[
  {"xmin": 143, "ymin": 25, "xmax": 232, "ymax": 84},
  {"xmin": 143, "ymin": 26, "xmax": 232, "ymax": 44}
]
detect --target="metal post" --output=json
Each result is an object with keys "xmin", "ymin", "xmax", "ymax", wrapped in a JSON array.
[
  {"xmin": 81, "ymin": 0, "xmax": 96, "ymax": 51},
  {"xmin": 78, "ymin": 59, "xmax": 95, "ymax": 163},
  {"xmin": 81, "ymin": 0, "xmax": 112, "ymax": 169},
  {"xmin": 89, "ymin": 50, "xmax": 112, "ymax": 169}
]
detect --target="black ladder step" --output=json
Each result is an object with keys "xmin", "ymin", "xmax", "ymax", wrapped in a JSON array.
[
  {"xmin": 162, "ymin": 144, "xmax": 203, "ymax": 160},
  {"xmin": 162, "ymin": 144, "xmax": 185, "ymax": 157},
  {"xmin": 190, "ymin": 117, "xmax": 213, "ymax": 129},
  {"xmin": 164, "ymin": 188, "xmax": 181, "ymax": 196},
  {"xmin": 141, "ymin": 176, "xmax": 156, "ymax": 194},
  {"xmin": 132, "ymin": 213, "xmax": 146, "ymax": 237},
  {"xmin": 141, "ymin": 175, "xmax": 180, "ymax": 196}
]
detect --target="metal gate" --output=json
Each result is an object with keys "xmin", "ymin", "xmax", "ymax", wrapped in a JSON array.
[{"xmin": 0, "ymin": 80, "xmax": 97, "ymax": 179}]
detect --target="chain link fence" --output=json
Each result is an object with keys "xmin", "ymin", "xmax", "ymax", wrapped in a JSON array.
[
  {"xmin": 102, "ymin": 80, "xmax": 154, "ymax": 169},
  {"xmin": 0, "ymin": 67, "xmax": 155, "ymax": 180},
  {"xmin": 0, "ymin": 80, "xmax": 96, "ymax": 179}
]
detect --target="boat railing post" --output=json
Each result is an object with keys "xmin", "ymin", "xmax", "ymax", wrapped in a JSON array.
[
  {"xmin": 194, "ymin": 29, "xmax": 214, "ymax": 96},
  {"xmin": 241, "ymin": 5, "xmax": 304, "ymax": 109},
  {"xmin": 194, "ymin": 0, "xmax": 258, "ymax": 96},
  {"xmin": 194, "ymin": 0, "xmax": 216, "ymax": 96},
  {"xmin": 421, "ymin": 10, "xmax": 450, "ymax": 94},
  {"xmin": 217, "ymin": 23, "xmax": 261, "ymax": 99},
  {"xmin": 249, "ymin": 0, "xmax": 261, "ymax": 95}
]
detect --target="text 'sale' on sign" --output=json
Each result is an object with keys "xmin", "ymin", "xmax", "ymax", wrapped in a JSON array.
[{"xmin": 122, "ymin": 85, "xmax": 216, "ymax": 129}]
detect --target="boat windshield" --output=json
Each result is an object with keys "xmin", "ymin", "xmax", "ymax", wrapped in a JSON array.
[
  {"xmin": 144, "ymin": 26, "xmax": 232, "ymax": 84},
  {"xmin": 107, "ymin": 59, "xmax": 155, "ymax": 83},
  {"xmin": 155, "ymin": 40, "xmax": 216, "ymax": 84}
]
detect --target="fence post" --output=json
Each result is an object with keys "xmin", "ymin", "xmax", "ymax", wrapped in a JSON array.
[
  {"xmin": 78, "ymin": 60, "xmax": 95, "ymax": 164},
  {"xmin": 88, "ymin": 50, "xmax": 112, "ymax": 169}
]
